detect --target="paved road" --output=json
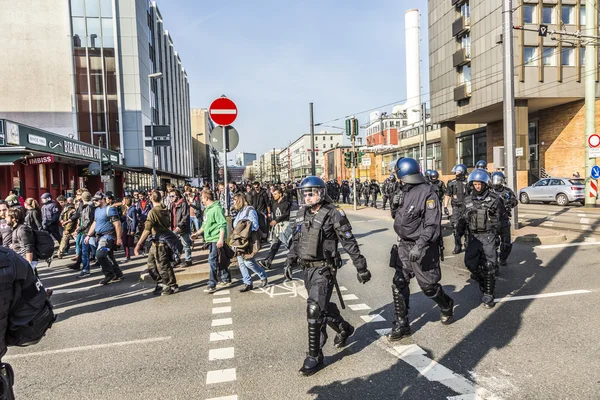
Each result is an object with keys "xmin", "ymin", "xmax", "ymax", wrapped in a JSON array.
[{"xmin": 6, "ymin": 209, "xmax": 600, "ymax": 399}]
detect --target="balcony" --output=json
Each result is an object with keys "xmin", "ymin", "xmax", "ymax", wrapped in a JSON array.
[
  {"xmin": 454, "ymin": 84, "xmax": 471, "ymax": 102},
  {"xmin": 452, "ymin": 16, "xmax": 470, "ymax": 37},
  {"xmin": 451, "ymin": 0, "xmax": 467, "ymax": 5},
  {"xmin": 453, "ymin": 48, "xmax": 470, "ymax": 68}
]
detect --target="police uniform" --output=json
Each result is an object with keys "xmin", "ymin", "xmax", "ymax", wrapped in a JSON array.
[
  {"xmin": 389, "ymin": 180, "xmax": 454, "ymax": 341},
  {"xmin": 462, "ymin": 187, "xmax": 506, "ymax": 308},
  {"xmin": 287, "ymin": 200, "xmax": 370, "ymax": 375},
  {"xmin": 389, "ymin": 180, "xmax": 403, "ymax": 219},
  {"xmin": 430, "ymin": 180, "xmax": 446, "ymax": 202},
  {"xmin": 369, "ymin": 181, "xmax": 380, "ymax": 208},
  {"xmin": 446, "ymin": 177, "xmax": 469, "ymax": 252},
  {"xmin": 491, "ymin": 186, "xmax": 518, "ymax": 265}
]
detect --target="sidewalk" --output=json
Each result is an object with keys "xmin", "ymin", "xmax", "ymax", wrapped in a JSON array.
[{"xmin": 338, "ymin": 203, "xmax": 567, "ymax": 245}]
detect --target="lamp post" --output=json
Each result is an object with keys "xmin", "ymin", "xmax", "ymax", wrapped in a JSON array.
[
  {"xmin": 196, "ymin": 133, "xmax": 203, "ymax": 185},
  {"xmin": 148, "ymin": 71, "xmax": 162, "ymax": 189}
]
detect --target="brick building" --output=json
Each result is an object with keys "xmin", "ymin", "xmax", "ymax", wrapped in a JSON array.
[{"xmin": 428, "ymin": 0, "xmax": 598, "ymax": 191}]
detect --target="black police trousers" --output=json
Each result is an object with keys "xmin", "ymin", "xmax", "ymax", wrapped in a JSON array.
[
  {"xmin": 382, "ymin": 195, "xmax": 389, "ymax": 210},
  {"xmin": 303, "ymin": 265, "xmax": 347, "ymax": 349},
  {"xmin": 464, "ymin": 232, "xmax": 497, "ymax": 274},
  {"xmin": 370, "ymin": 194, "xmax": 378, "ymax": 208},
  {"xmin": 450, "ymin": 205, "xmax": 467, "ymax": 238},
  {"xmin": 96, "ymin": 234, "xmax": 122, "ymax": 278},
  {"xmin": 396, "ymin": 241, "xmax": 442, "ymax": 291},
  {"xmin": 498, "ymin": 221, "xmax": 512, "ymax": 262}
]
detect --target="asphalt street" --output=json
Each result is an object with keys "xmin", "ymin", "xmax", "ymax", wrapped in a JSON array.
[{"xmin": 6, "ymin": 208, "xmax": 600, "ymax": 400}]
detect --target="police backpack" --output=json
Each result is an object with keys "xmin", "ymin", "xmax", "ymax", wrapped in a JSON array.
[
  {"xmin": 32, "ymin": 230, "xmax": 55, "ymax": 260},
  {"xmin": 0, "ymin": 249, "xmax": 56, "ymax": 347}
]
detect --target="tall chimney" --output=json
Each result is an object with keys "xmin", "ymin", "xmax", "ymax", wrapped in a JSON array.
[{"xmin": 405, "ymin": 9, "xmax": 421, "ymax": 126}]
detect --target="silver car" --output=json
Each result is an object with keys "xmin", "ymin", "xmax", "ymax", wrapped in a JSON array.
[{"xmin": 519, "ymin": 178, "xmax": 585, "ymax": 206}]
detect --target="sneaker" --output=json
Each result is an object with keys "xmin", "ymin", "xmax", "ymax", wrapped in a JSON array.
[
  {"xmin": 122, "ymin": 257, "xmax": 130, "ymax": 263},
  {"xmin": 203, "ymin": 287, "xmax": 217, "ymax": 294},
  {"xmin": 111, "ymin": 275, "xmax": 123, "ymax": 283},
  {"xmin": 161, "ymin": 287, "xmax": 174, "ymax": 296},
  {"xmin": 68, "ymin": 263, "xmax": 81, "ymax": 270},
  {"xmin": 152, "ymin": 284, "xmax": 163, "ymax": 295},
  {"xmin": 185, "ymin": 260, "xmax": 193, "ymax": 267},
  {"xmin": 259, "ymin": 279, "xmax": 268, "ymax": 288},
  {"xmin": 257, "ymin": 259, "xmax": 271, "ymax": 270},
  {"xmin": 70, "ymin": 256, "xmax": 79, "ymax": 261},
  {"xmin": 239, "ymin": 284, "xmax": 253, "ymax": 292},
  {"xmin": 499, "ymin": 259, "xmax": 507, "ymax": 267},
  {"xmin": 99, "ymin": 276, "xmax": 116, "ymax": 285},
  {"xmin": 76, "ymin": 271, "xmax": 90, "ymax": 279},
  {"xmin": 171, "ymin": 284, "xmax": 180, "ymax": 294},
  {"xmin": 217, "ymin": 281, "xmax": 232, "ymax": 287},
  {"xmin": 115, "ymin": 271, "xmax": 124, "ymax": 279}
]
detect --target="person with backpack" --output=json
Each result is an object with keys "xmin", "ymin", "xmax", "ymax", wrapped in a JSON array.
[
  {"xmin": 169, "ymin": 189, "xmax": 193, "ymax": 267},
  {"xmin": 6, "ymin": 208, "xmax": 36, "ymax": 268},
  {"xmin": 134, "ymin": 191, "xmax": 179, "ymax": 296},
  {"xmin": 0, "ymin": 246, "xmax": 56, "ymax": 398},
  {"xmin": 24, "ymin": 198, "xmax": 42, "ymax": 231},
  {"xmin": 40, "ymin": 193, "xmax": 60, "ymax": 244},
  {"xmin": 84, "ymin": 192, "xmax": 123, "ymax": 285}
]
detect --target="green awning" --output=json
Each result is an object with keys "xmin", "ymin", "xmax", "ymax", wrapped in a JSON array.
[{"xmin": 0, "ymin": 154, "xmax": 24, "ymax": 166}]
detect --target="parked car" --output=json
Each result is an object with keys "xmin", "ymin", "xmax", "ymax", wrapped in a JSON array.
[{"xmin": 519, "ymin": 178, "xmax": 585, "ymax": 206}]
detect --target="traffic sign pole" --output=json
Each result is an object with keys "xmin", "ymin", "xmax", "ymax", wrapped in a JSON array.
[{"xmin": 223, "ymin": 125, "xmax": 229, "ymax": 216}]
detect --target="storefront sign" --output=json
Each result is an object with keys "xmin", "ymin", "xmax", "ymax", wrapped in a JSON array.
[
  {"xmin": 5, "ymin": 121, "xmax": 20, "ymax": 145},
  {"xmin": 27, "ymin": 155, "xmax": 54, "ymax": 165},
  {"xmin": 28, "ymin": 134, "xmax": 47, "ymax": 147},
  {"xmin": 62, "ymin": 140, "xmax": 101, "ymax": 160}
]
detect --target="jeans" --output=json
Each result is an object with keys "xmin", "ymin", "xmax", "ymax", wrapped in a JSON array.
[
  {"xmin": 75, "ymin": 232, "xmax": 84, "ymax": 257},
  {"xmin": 266, "ymin": 239, "xmax": 281, "ymax": 263},
  {"xmin": 180, "ymin": 233, "xmax": 192, "ymax": 261},
  {"xmin": 238, "ymin": 256, "xmax": 267, "ymax": 286},
  {"xmin": 81, "ymin": 236, "xmax": 97, "ymax": 273},
  {"xmin": 190, "ymin": 216, "xmax": 201, "ymax": 233},
  {"xmin": 207, "ymin": 242, "xmax": 231, "ymax": 288}
]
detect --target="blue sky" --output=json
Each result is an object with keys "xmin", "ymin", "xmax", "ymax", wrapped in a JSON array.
[{"xmin": 157, "ymin": 0, "xmax": 430, "ymax": 157}]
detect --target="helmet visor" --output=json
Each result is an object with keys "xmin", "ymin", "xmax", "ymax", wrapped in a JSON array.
[
  {"xmin": 491, "ymin": 174, "xmax": 504, "ymax": 188},
  {"xmin": 297, "ymin": 188, "xmax": 325, "ymax": 206}
]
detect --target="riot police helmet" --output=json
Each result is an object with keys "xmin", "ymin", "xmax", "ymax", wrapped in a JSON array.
[
  {"xmin": 467, "ymin": 169, "xmax": 490, "ymax": 186},
  {"xmin": 297, "ymin": 176, "xmax": 327, "ymax": 207},
  {"xmin": 490, "ymin": 171, "xmax": 506, "ymax": 190},
  {"xmin": 424, "ymin": 169, "xmax": 433, "ymax": 181},
  {"xmin": 389, "ymin": 174, "xmax": 397, "ymax": 182},
  {"xmin": 395, "ymin": 157, "xmax": 426, "ymax": 184},
  {"xmin": 454, "ymin": 164, "xmax": 468, "ymax": 178},
  {"xmin": 475, "ymin": 160, "xmax": 488, "ymax": 170},
  {"xmin": 429, "ymin": 170, "xmax": 440, "ymax": 181}
]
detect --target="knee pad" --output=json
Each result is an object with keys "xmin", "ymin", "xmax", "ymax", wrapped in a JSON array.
[
  {"xmin": 306, "ymin": 302, "xmax": 321, "ymax": 321},
  {"xmin": 392, "ymin": 277, "xmax": 407, "ymax": 292},
  {"xmin": 483, "ymin": 261, "xmax": 495, "ymax": 273},
  {"xmin": 422, "ymin": 284, "xmax": 439, "ymax": 298}
]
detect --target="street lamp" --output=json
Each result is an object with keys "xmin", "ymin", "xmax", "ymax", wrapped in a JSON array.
[
  {"xmin": 196, "ymin": 133, "xmax": 204, "ymax": 185},
  {"xmin": 148, "ymin": 71, "xmax": 163, "ymax": 189}
]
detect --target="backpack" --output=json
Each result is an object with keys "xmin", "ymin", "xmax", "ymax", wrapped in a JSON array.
[
  {"xmin": 0, "ymin": 248, "xmax": 56, "ymax": 347},
  {"xmin": 32, "ymin": 230, "xmax": 55, "ymax": 260}
]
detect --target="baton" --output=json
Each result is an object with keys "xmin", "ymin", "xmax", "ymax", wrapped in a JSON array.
[{"xmin": 332, "ymin": 273, "xmax": 346, "ymax": 309}]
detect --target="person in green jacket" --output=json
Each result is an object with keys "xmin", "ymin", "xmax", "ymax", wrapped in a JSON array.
[{"xmin": 191, "ymin": 189, "xmax": 229, "ymax": 293}]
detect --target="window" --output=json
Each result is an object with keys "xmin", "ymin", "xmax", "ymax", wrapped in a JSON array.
[
  {"xmin": 330, "ymin": 136, "xmax": 332, "ymax": 140},
  {"xmin": 72, "ymin": 17, "xmax": 87, "ymax": 47},
  {"xmin": 322, "ymin": 136, "xmax": 325, "ymax": 140},
  {"xmin": 315, "ymin": 136, "xmax": 318, "ymax": 140},
  {"xmin": 550, "ymin": 179, "xmax": 564, "ymax": 186},
  {"xmin": 561, "ymin": 47, "xmax": 575, "ymax": 66},
  {"xmin": 85, "ymin": 0, "xmax": 99, "ymax": 17},
  {"xmin": 562, "ymin": 5, "xmax": 574, "ymax": 24},
  {"xmin": 458, "ymin": 135, "xmax": 473, "ymax": 167},
  {"xmin": 542, "ymin": 6, "xmax": 555, "ymax": 24},
  {"xmin": 542, "ymin": 47, "xmax": 555, "ymax": 66},
  {"xmin": 71, "ymin": 0, "xmax": 85, "ymax": 17},
  {"xmin": 580, "ymin": 47, "xmax": 586, "ymax": 66},
  {"xmin": 461, "ymin": 34, "xmax": 471, "ymax": 58},
  {"xmin": 524, "ymin": 46, "xmax": 538, "ymax": 66},
  {"xmin": 38, "ymin": 165, "xmax": 47, "ymax": 188},
  {"xmin": 330, "ymin": 144, "xmax": 333, "ymax": 148},
  {"xmin": 580, "ymin": 6, "xmax": 586, "ymax": 25},
  {"xmin": 459, "ymin": 64, "xmax": 471, "ymax": 93},
  {"xmin": 101, "ymin": 18, "xmax": 114, "ymax": 47},
  {"xmin": 460, "ymin": 3, "xmax": 470, "ymax": 21},
  {"xmin": 100, "ymin": 0, "xmax": 113, "ymax": 17},
  {"xmin": 523, "ymin": 4, "xmax": 536, "ymax": 24},
  {"xmin": 535, "ymin": 179, "xmax": 549, "ymax": 186}
]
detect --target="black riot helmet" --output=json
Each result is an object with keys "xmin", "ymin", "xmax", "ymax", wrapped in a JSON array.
[
  {"xmin": 490, "ymin": 171, "xmax": 506, "ymax": 190},
  {"xmin": 475, "ymin": 160, "xmax": 488, "ymax": 170},
  {"xmin": 395, "ymin": 157, "xmax": 425, "ymax": 184},
  {"xmin": 429, "ymin": 170, "xmax": 440, "ymax": 182},
  {"xmin": 297, "ymin": 176, "xmax": 327, "ymax": 207}
]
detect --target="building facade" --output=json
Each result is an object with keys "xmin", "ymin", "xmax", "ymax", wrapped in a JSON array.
[
  {"xmin": 428, "ymin": 0, "xmax": 597, "ymax": 188},
  {"xmin": 235, "ymin": 152, "xmax": 257, "ymax": 167},
  {"xmin": 0, "ymin": 0, "xmax": 193, "ymax": 195},
  {"xmin": 191, "ymin": 108, "xmax": 218, "ymax": 185},
  {"xmin": 281, "ymin": 132, "xmax": 344, "ymax": 180},
  {"xmin": 365, "ymin": 106, "xmax": 409, "ymax": 147}
]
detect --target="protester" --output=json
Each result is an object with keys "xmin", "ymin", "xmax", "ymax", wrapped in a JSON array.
[
  {"xmin": 24, "ymin": 198, "xmax": 42, "ymax": 231},
  {"xmin": 74, "ymin": 191, "xmax": 96, "ymax": 276},
  {"xmin": 56, "ymin": 195, "xmax": 76, "ymax": 259},
  {"xmin": 121, "ymin": 196, "xmax": 136, "ymax": 262},
  {"xmin": 169, "ymin": 189, "xmax": 193, "ymax": 266},
  {"xmin": 258, "ymin": 187, "xmax": 290, "ymax": 270},
  {"xmin": 6, "ymin": 208, "xmax": 36, "ymax": 269}
]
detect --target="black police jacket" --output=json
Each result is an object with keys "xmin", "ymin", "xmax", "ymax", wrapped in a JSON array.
[
  {"xmin": 393, "ymin": 183, "xmax": 441, "ymax": 249},
  {"xmin": 446, "ymin": 178, "xmax": 469, "ymax": 206}
]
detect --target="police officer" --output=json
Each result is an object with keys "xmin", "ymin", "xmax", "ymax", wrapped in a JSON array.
[
  {"xmin": 285, "ymin": 176, "xmax": 371, "ymax": 376},
  {"xmin": 341, "ymin": 180, "xmax": 350, "ymax": 204},
  {"xmin": 444, "ymin": 164, "xmax": 469, "ymax": 254},
  {"xmin": 475, "ymin": 160, "xmax": 487, "ymax": 170},
  {"xmin": 388, "ymin": 158, "xmax": 454, "ymax": 342},
  {"xmin": 490, "ymin": 171, "xmax": 518, "ymax": 267},
  {"xmin": 381, "ymin": 179, "xmax": 390, "ymax": 210},
  {"xmin": 369, "ymin": 179, "xmax": 380, "ymax": 208},
  {"xmin": 462, "ymin": 170, "xmax": 506, "ymax": 309},
  {"xmin": 429, "ymin": 170, "xmax": 446, "ymax": 202}
]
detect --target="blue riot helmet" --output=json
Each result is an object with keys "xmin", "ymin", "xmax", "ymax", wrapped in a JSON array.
[
  {"xmin": 468, "ymin": 169, "xmax": 491, "ymax": 189},
  {"xmin": 389, "ymin": 174, "xmax": 397, "ymax": 182},
  {"xmin": 475, "ymin": 160, "xmax": 488, "ymax": 170},
  {"xmin": 429, "ymin": 170, "xmax": 440, "ymax": 181},
  {"xmin": 424, "ymin": 169, "xmax": 433, "ymax": 181},
  {"xmin": 490, "ymin": 171, "xmax": 506, "ymax": 190},
  {"xmin": 454, "ymin": 164, "xmax": 468, "ymax": 178},
  {"xmin": 297, "ymin": 176, "xmax": 327, "ymax": 207},
  {"xmin": 395, "ymin": 157, "xmax": 426, "ymax": 184}
]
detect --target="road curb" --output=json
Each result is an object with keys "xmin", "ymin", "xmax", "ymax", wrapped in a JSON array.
[
  {"xmin": 139, "ymin": 265, "xmax": 240, "ymax": 283},
  {"xmin": 514, "ymin": 233, "xmax": 567, "ymax": 245}
]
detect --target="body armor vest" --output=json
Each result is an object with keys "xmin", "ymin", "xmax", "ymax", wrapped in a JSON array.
[
  {"xmin": 297, "ymin": 204, "xmax": 336, "ymax": 260},
  {"xmin": 449, "ymin": 179, "xmax": 468, "ymax": 206},
  {"xmin": 464, "ymin": 196, "xmax": 495, "ymax": 233}
]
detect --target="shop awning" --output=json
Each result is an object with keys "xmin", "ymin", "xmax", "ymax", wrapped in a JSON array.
[{"xmin": 0, "ymin": 153, "xmax": 25, "ymax": 166}]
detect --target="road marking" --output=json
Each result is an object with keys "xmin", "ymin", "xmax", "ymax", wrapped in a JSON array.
[
  {"xmin": 342, "ymin": 294, "xmax": 359, "ymax": 301},
  {"xmin": 212, "ymin": 306, "xmax": 232, "ymax": 314},
  {"xmin": 536, "ymin": 241, "xmax": 600, "ymax": 249},
  {"xmin": 206, "ymin": 368, "xmax": 237, "ymax": 384},
  {"xmin": 361, "ymin": 314, "xmax": 386, "ymax": 323},
  {"xmin": 349, "ymin": 303, "xmax": 371, "ymax": 311},
  {"xmin": 495, "ymin": 289, "xmax": 592, "ymax": 303},
  {"xmin": 51, "ymin": 287, "xmax": 93, "ymax": 295},
  {"xmin": 206, "ymin": 396, "xmax": 238, "ymax": 400},
  {"xmin": 209, "ymin": 331, "xmax": 234, "ymax": 342},
  {"xmin": 375, "ymin": 328, "xmax": 392, "ymax": 336},
  {"xmin": 580, "ymin": 218, "xmax": 591, "ymax": 224},
  {"xmin": 577, "ymin": 213, "xmax": 586, "ymax": 217},
  {"xmin": 213, "ymin": 290, "xmax": 230, "ymax": 296},
  {"xmin": 4, "ymin": 337, "xmax": 171, "ymax": 360},
  {"xmin": 445, "ymin": 256, "xmax": 455, "ymax": 259},
  {"xmin": 209, "ymin": 347, "xmax": 235, "ymax": 361},
  {"xmin": 338, "ymin": 286, "xmax": 348, "ymax": 291},
  {"xmin": 212, "ymin": 318, "xmax": 233, "ymax": 327},
  {"xmin": 213, "ymin": 297, "xmax": 231, "ymax": 304}
]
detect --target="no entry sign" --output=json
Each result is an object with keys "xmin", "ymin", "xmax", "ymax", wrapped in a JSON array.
[
  {"xmin": 588, "ymin": 134, "xmax": 600, "ymax": 148},
  {"xmin": 209, "ymin": 97, "xmax": 238, "ymax": 126}
]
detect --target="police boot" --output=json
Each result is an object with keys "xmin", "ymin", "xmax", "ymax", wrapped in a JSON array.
[
  {"xmin": 452, "ymin": 234, "xmax": 462, "ymax": 254},
  {"xmin": 427, "ymin": 285, "xmax": 455, "ymax": 325},
  {"xmin": 299, "ymin": 321, "xmax": 324, "ymax": 376},
  {"xmin": 388, "ymin": 284, "xmax": 411, "ymax": 342},
  {"xmin": 333, "ymin": 321, "xmax": 355, "ymax": 349},
  {"xmin": 481, "ymin": 261, "xmax": 496, "ymax": 309}
]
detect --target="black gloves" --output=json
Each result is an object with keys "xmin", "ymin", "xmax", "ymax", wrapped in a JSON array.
[
  {"xmin": 443, "ymin": 207, "xmax": 450, "ymax": 216},
  {"xmin": 357, "ymin": 269, "xmax": 371, "ymax": 284},
  {"xmin": 409, "ymin": 245, "xmax": 422, "ymax": 262}
]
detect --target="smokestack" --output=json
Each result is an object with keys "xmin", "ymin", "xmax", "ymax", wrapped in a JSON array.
[{"xmin": 405, "ymin": 9, "xmax": 421, "ymax": 126}]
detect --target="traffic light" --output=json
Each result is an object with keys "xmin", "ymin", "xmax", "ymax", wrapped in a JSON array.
[
  {"xmin": 345, "ymin": 119, "xmax": 352, "ymax": 137},
  {"xmin": 101, "ymin": 160, "xmax": 114, "ymax": 177},
  {"xmin": 344, "ymin": 152, "xmax": 352, "ymax": 168},
  {"xmin": 357, "ymin": 151, "xmax": 365, "ymax": 165},
  {"xmin": 352, "ymin": 118, "xmax": 359, "ymax": 137}
]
